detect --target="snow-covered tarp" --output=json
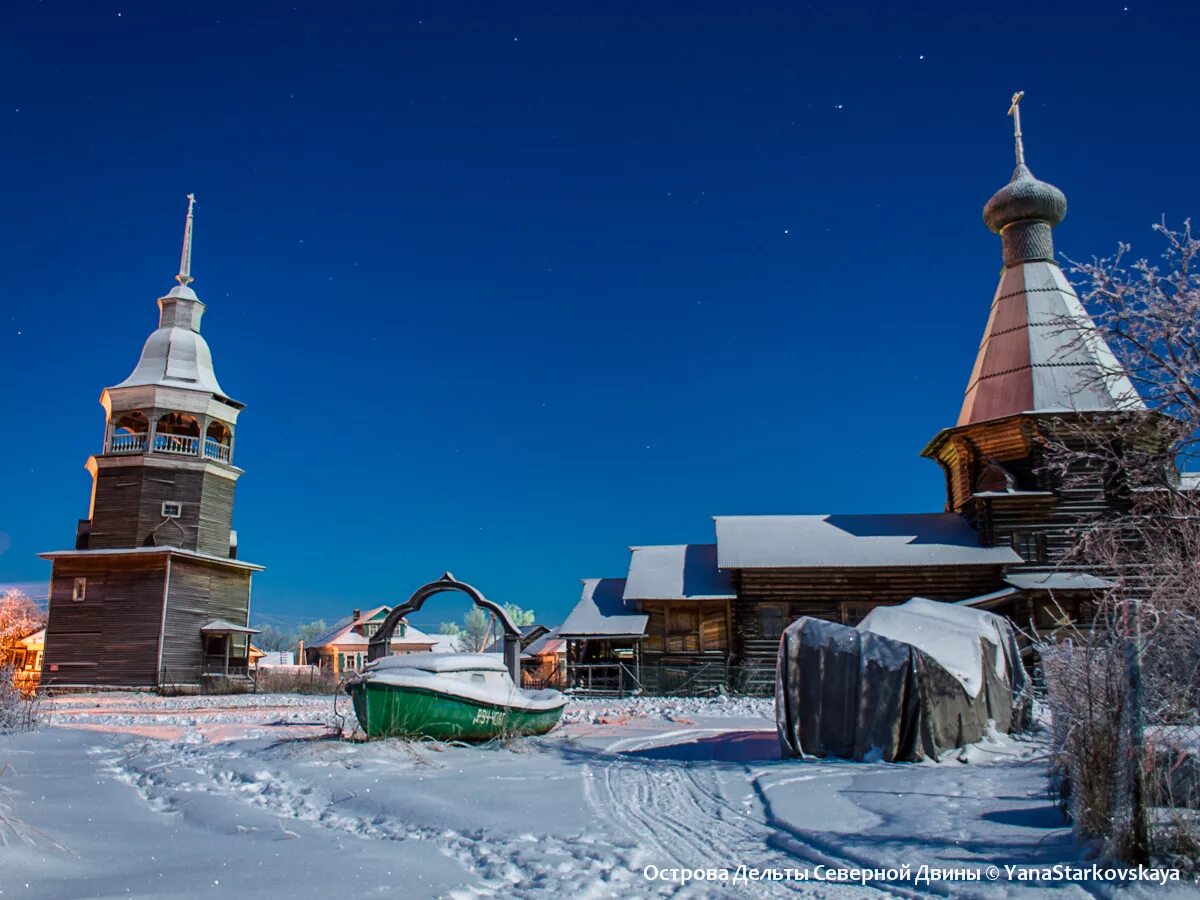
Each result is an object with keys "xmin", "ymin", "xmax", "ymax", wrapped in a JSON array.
[{"xmin": 776, "ymin": 598, "xmax": 1030, "ymax": 762}]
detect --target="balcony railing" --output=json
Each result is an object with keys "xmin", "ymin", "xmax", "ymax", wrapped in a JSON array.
[
  {"xmin": 204, "ymin": 438, "xmax": 232, "ymax": 463},
  {"xmin": 154, "ymin": 433, "xmax": 200, "ymax": 456},
  {"xmin": 109, "ymin": 432, "xmax": 148, "ymax": 453}
]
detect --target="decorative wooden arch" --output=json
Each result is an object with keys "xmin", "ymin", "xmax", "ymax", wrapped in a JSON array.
[{"xmin": 367, "ymin": 573, "xmax": 522, "ymax": 680}]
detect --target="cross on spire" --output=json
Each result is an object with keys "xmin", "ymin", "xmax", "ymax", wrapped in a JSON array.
[
  {"xmin": 1007, "ymin": 90, "xmax": 1026, "ymax": 167},
  {"xmin": 175, "ymin": 193, "xmax": 196, "ymax": 287}
]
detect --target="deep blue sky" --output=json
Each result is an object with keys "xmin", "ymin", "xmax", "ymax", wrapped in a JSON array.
[{"xmin": 2, "ymin": 2, "xmax": 1197, "ymax": 629}]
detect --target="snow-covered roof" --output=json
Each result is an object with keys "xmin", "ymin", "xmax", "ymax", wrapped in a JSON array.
[
  {"xmin": 714, "ymin": 513, "xmax": 1021, "ymax": 569},
  {"xmin": 115, "ymin": 314, "xmax": 226, "ymax": 397},
  {"xmin": 38, "ymin": 546, "xmax": 264, "ymax": 572},
  {"xmin": 558, "ymin": 578, "xmax": 648, "ymax": 638},
  {"xmin": 623, "ymin": 544, "xmax": 734, "ymax": 601},
  {"xmin": 522, "ymin": 628, "xmax": 565, "ymax": 658},
  {"xmin": 307, "ymin": 606, "xmax": 436, "ymax": 650},
  {"xmin": 201, "ymin": 619, "xmax": 259, "ymax": 634},
  {"xmin": 955, "ymin": 587, "xmax": 1022, "ymax": 609},
  {"xmin": 1004, "ymin": 571, "xmax": 1114, "ymax": 591}
]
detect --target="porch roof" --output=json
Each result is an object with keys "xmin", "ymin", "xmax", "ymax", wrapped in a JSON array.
[
  {"xmin": 558, "ymin": 578, "xmax": 648, "ymax": 638},
  {"xmin": 201, "ymin": 619, "xmax": 260, "ymax": 634}
]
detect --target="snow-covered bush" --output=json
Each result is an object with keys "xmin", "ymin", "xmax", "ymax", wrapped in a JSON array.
[
  {"xmin": 1040, "ymin": 224, "xmax": 1200, "ymax": 866},
  {"xmin": 0, "ymin": 667, "xmax": 41, "ymax": 734}
]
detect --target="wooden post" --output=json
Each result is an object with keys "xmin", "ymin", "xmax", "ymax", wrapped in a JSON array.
[{"xmin": 223, "ymin": 634, "xmax": 230, "ymax": 676}]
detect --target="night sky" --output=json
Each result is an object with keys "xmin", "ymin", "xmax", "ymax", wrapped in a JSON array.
[{"xmin": 2, "ymin": 2, "xmax": 1197, "ymax": 629}]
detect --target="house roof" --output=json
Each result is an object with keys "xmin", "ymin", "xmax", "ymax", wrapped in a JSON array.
[
  {"xmin": 482, "ymin": 624, "xmax": 552, "ymax": 655},
  {"xmin": 1004, "ymin": 571, "xmax": 1115, "ymax": 591},
  {"xmin": 523, "ymin": 631, "xmax": 565, "ymax": 658},
  {"xmin": 955, "ymin": 587, "xmax": 1023, "ymax": 609},
  {"xmin": 714, "ymin": 513, "xmax": 1021, "ymax": 569},
  {"xmin": 558, "ymin": 578, "xmax": 648, "ymax": 638},
  {"xmin": 623, "ymin": 544, "xmax": 734, "ymax": 601},
  {"xmin": 306, "ymin": 606, "xmax": 436, "ymax": 650}
]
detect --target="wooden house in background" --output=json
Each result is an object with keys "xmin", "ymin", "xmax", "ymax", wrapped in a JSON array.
[
  {"xmin": 560, "ymin": 107, "xmax": 1152, "ymax": 690},
  {"xmin": 2, "ymin": 627, "xmax": 45, "ymax": 692},
  {"xmin": 304, "ymin": 607, "xmax": 436, "ymax": 674},
  {"xmin": 38, "ymin": 197, "xmax": 264, "ymax": 691}
]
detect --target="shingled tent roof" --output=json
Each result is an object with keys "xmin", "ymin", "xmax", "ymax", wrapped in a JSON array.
[{"xmin": 957, "ymin": 107, "xmax": 1143, "ymax": 427}]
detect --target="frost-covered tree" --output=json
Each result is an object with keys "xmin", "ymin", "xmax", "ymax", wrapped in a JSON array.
[
  {"xmin": 0, "ymin": 589, "xmax": 44, "ymax": 650},
  {"xmin": 502, "ymin": 603, "xmax": 536, "ymax": 627},
  {"xmin": 1040, "ymin": 223, "xmax": 1200, "ymax": 864}
]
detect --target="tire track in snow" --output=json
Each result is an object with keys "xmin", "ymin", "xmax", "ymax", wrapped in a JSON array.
[{"xmin": 586, "ymin": 742, "xmax": 876, "ymax": 898}]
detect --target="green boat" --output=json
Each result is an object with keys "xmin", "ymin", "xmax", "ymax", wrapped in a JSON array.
[{"xmin": 345, "ymin": 652, "xmax": 567, "ymax": 741}]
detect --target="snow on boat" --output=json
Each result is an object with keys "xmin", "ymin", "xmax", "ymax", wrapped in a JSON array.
[{"xmin": 345, "ymin": 652, "xmax": 567, "ymax": 740}]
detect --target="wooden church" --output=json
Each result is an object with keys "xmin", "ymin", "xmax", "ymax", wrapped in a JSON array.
[
  {"xmin": 560, "ymin": 95, "xmax": 1149, "ymax": 691},
  {"xmin": 38, "ymin": 197, "xmax": 263, "ymax": 690}
]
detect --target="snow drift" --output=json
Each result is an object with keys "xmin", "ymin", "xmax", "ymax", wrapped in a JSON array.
[{"xmin": 776, "ymin": 597, "xmax": 1030, "ymax": 762}]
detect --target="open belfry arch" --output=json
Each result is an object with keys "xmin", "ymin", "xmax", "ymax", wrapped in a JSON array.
[{"xmin": 39, "ymin": 195, "xmax": 264, "ymax": 690}]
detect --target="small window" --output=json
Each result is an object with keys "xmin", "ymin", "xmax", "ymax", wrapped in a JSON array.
[
  {"xmin": 162, "ymin": 501, "xmax": 183, "ymax": 518},
  {"xmin": 1011, "ymin": 531, "xmax": 1047, "ymax": 563},
  {"xmin": 72, "ymin": 577, "xmax": 87, "ymax": 602},
  {"xmin": 759, "ymin": 604, "xmax": 786, "ymax": 641},
  {"xmin": 841, "ymin": 604, "xmax": 875, "ymax": 626},
  {"xmin": 470, "ymin": 673, "xmax": 486, "ymax": 684}
]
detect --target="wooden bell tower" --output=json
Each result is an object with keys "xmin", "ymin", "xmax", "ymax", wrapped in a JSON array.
[
  {"xmin": 920, "ymin": 94, "xmax": 1142, "ymax": 631},
  {"xmin": 39, "ymin": 196, "xmax": 264, "ymax": 689}
]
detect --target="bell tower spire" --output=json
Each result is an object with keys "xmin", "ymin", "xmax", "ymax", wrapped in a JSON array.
[{"xmin": 176, "ymin": 193, "xmax": 196, "ymax": 287}]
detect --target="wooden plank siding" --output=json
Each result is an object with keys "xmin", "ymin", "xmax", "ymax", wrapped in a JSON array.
[
  {"xmin": 160, "ymin": 557, "xmax": 252, "ymax": 683},
  {"xmin": 637, "ymin": 599, "xmax": 731, "ymax": 665},
  {"xmin": 42, "ymin": 556, "xmax": 168, "ymax": 687},
  {"xmin": 731, "ymin": 565, "xmax": 1009, "ymax": 667},
  {"xmin": 88, "ymin": 460, "xmax": 236, "ymax": 558},
  {"xmin": 40, "ymin": 554, "xmax": 252, "ymax": 688}
]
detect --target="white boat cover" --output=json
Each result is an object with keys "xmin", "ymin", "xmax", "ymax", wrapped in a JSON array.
[
  {"xmin": 776, "ymin": 598, "xmax": 1030, "ymax": 762},
  {"xmin": 367, "ymin": 652, "xmax": 508, "ymax": 673},
  {"xmin": 354, "ymin": 654, "xmax": 566, "ymax": 713}
]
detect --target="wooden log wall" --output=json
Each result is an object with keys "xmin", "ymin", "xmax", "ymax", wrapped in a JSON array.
[
  {"xmin": 160, "ymin": 558, "xmax": 253, "ymax": 682},
  {"xmin": 732, "ymin": 565, "xmax": 1008, "ymax": 667},
  {"xmin": 88, "ymin": 462, "xmax": 236, "ymax": 558},
  {"xmin": 41, "ymin": 556, "xmax": 168, "ymax": 687},
  {"xmin": 637, "ymin": 599, "xmax": 731, "ymax": 662}
]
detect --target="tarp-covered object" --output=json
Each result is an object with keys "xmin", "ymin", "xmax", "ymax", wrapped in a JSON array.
[{"xmin": 776, "ymin": 598, "xmax": 1030, "ymax": 762}]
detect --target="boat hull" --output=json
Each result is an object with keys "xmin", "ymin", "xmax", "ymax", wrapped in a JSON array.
[{"xmin": 348, "ymin": 681, "xmax": 565, "ymax": 741}]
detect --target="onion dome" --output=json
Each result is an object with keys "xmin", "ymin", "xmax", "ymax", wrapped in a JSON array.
[
  {"xmin": 983, "ymin": 163, "xmax": 1067, "ymax": 235},
  {"xmin": 951, "ymin": 93, "xmax": 1145, "ymax": 428}
]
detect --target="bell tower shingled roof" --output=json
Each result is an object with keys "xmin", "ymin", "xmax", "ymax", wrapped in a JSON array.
[{"xmin": 957, "ymin": 92, "xmax": 1142, "ymax": 427}]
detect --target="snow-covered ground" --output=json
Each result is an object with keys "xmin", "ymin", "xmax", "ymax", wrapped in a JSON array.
[{"xmin": 0, "ymin": 692, "xmax": 1187, "ymax": 898}]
